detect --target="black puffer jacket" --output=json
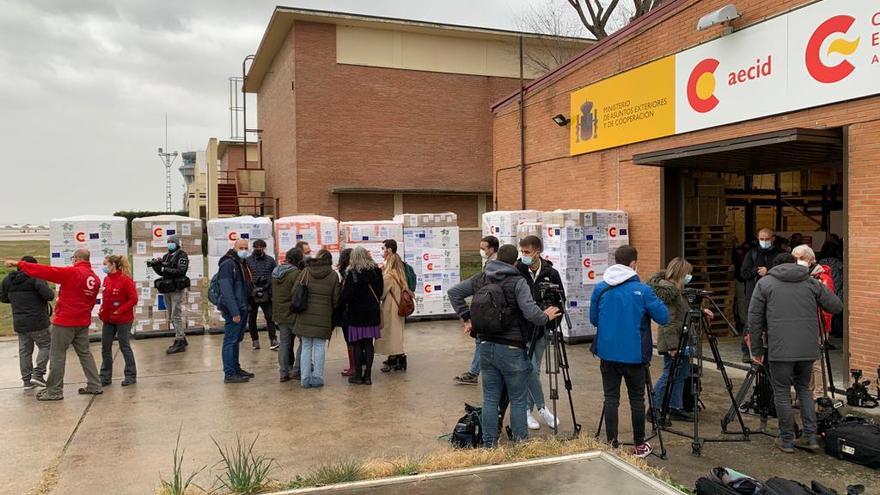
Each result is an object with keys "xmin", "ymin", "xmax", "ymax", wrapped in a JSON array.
[
  {"xmin": 516, "ymin": 258, "xmax": 565, "ymax": 331},
  {"xmin": 0, "ymin": 271, "xmax": 55, "ymax": 333},
  {"xmin": 245, "ymin": 252, "xmax": 277, "ymax": 292},
  {"xmin": 341, "ymin": 267, "xmax": 383, "ymax": 327}
]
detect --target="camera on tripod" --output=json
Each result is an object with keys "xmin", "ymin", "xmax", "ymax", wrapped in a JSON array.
[
  {"xmin": 682, "ymin": 288, "xmax": 712, "ymax": 307},
  {"xmin": 846, "ymin": 369, "xmax": 878, "ymax": 408},
  {"xmin": 535, "ymin": 281, "xmax": 565, "ymax": 308}
]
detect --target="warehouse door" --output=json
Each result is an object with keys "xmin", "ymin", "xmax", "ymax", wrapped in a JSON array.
[{"xmin": 634, "ymin": 128, "xmax": 848, "ymax": 376}]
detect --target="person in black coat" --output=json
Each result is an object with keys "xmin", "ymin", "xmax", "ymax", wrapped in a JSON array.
[
  {"xmin": 244, "ymin": 239, "xmax": 278, "ymax": 350},
  {"xmin": 151, "ymin": 234, "xmax": 191, "ymax": 354},
  {"xmin": 739, "ymin": 228, "xmax": 781, "ymax": 363},
  {"xmin": 0, "ymin": 256, "xmax": 55, "ymax": 388},
  {"xmin": 339, "ymin": 247, "xmax": 383, "ymax": 385}
]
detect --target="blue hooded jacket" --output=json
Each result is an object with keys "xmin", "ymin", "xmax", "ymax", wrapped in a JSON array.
[
  {"xmin": 217, "ymin": 251, "xmax": 249, "ymax": 318},
  {"xmin": 589, "ymin": 264, "xmax": 669, "ymax": 364}
]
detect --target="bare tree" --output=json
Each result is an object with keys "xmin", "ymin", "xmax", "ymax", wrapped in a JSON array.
[
  {"xmin": 565, "ymin": 0, "xmax": 664, "ymax": 40},
  {"xmin": 515, "ymin": 2, "xmax": 591, "ymax": 74}
]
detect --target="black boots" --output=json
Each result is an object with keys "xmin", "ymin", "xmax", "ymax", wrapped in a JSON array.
[
  {"xmin": 166, "ymin": 338, "xmax": 187, "ymax": 355},
  {"xmin": 348, "ymin": 368, "xmax": 364, "ymax": 385},
  {"xmin": 363, "ymin": 368, "xmax": 372, "ymax": 385}
]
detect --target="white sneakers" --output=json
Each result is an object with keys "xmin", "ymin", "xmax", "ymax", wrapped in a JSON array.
[
  {"xmin": 527, "ymin": 408, "xmax": 560, "ymax": 430},
  {"xmin": 538, "ymin": 407, "xmax": 560, "ymax": 428},
  {"xmin": 527, "ymin": 411, "xmax": 540, "ymax": 430}
]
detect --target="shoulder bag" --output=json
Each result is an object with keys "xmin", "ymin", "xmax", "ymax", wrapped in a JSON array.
[{"xmin": 290, "ymin": 269, "xmax": 310, "ymax": 314}]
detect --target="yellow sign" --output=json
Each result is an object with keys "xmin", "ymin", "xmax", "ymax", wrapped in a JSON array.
[{"xmin": 570, "ymin": 56, "xmax": 676, "ymax": 155}]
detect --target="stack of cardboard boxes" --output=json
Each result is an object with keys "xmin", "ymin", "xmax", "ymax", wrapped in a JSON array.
[
  {"xmin": 340, "ymin": 221, "xmax": 403, "ymax": 267},
  {"xmin": 206, "ymin": 216, "xmax": 274, "ymax": 329},
  {"xmin": 394, "ymin": 213, "xmax": 460, "ymax": 317},
  {"xmin": 49, "ymin": 215, "xmax": 128, "ymax": 335},
  {"xmin": 274, "ymin": 215, "xmax": 340, "ymax": 263},
  {"xmin": 130, "ymin": 215, "xmax": 205, "ymax": 336},
  {"xmin": 482, "ymin": 210, "xmax": 542, "ymax": 247}
]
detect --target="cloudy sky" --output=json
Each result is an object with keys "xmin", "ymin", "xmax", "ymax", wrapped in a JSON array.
[{"xmin": 0, "ymin": 0, "xmax": 596, "ymax": 224}]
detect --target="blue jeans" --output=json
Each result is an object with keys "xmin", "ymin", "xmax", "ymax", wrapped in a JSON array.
[
  {"xmin": 300, "ymin": 337, "xmax": 327, "ymax": 387},
  {"xmin": 480, "ymin": 342, "xmax": 532, "ymax": 448},
  {"xmin": 653, "ymin": 353, "xmax": 691, "ymax": 411},
  {"xmin": 468, "ymin": 339, "xmax": 481, "ymax": 376},
  {"xmin": 222, "ymin": 308, "xmax": 247, "ymax": 378},
  {"xmin": 278, "ymin": 324, "xmax": 295, "ymax": 378},
  {"xmin": 527, "ymin": 336, "xmax": 547, "ymax": 412}
]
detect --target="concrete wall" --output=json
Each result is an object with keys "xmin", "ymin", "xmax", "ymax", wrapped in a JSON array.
[{"xmin": 493, "ymin": 0, "xmax": 880, "ymax": 379}]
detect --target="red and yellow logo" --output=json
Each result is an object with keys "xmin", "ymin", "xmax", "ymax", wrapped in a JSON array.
[
  {"xmin": 806, "ymin": 15, "xmax": 860, "ymax": 84},
  {"xmin": 424, "ymin": 284, "xmax": 433, "ymax": 294},
  {"xmin": 227, "ymin": 231, "xmax": 238, "ymax": 241},
  {"xmin": 153, "ymin": 227, "xmax": 164, "ymax": 239},
  {"xmin": 75, "ymin": 231, "xmax": 86, "ymax": 242},
  {"xmin": 687, "ymin": 58, "xmax": 721, "ymax": 113},
  {"xmin": 608, "ymin": 226, "xmax": 619, "ymax": 238}
]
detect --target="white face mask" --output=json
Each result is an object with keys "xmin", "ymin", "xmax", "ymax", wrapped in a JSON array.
[
  {"xmin": 796, "ymin": 259, "xmax": 810, "ymax": 268},
  {"xmin": 759, "ymin": 240, "xmax": 772, "ymax": 249},
  {"xmin": 480, "ymin": 249, "xmax": 488, "ymax": 259}
]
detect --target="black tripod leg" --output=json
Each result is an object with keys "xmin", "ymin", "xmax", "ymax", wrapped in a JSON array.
[
  {"xmin": 554, "ymin": 332, "xmax": 581, "ymax": 436},
  {"xmin": 706, "ymin": 330, "xmax": 750, "ymax": 438},
  {"xmin": 723, "ymin": 367, "xmax": 756, "ymax": 432},
  {"xmin": 644, "ymin": 365, "xmax": 667, "ymax": 459},
  {"xmin": 824, "ymin": 342, "xmax": 836, "ymax": 398},
  {"xmin": 660, "ymin": 329, "xmax": 690, "ymax": 424}
]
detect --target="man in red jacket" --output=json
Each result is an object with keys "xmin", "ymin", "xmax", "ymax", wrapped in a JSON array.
[{"xmin": 5, "ymin": 249, "xmax": 103, "ymax": 400}]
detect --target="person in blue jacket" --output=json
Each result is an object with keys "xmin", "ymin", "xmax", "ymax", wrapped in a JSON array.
[
  {"xmin": 590, "ymin": 245, "xmax": 669, "ymax": 459},
  {"xmin": 217, "ymin": 239, "xmax": 254, "ymax": 384}
]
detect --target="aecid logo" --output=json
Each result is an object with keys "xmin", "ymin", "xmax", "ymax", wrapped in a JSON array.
[
  {"xmin": 806, "ymin": 15, "xmax": 861, "ymax": 84},
  {"xmin": 153, "ymin": 227, "xmax": 164, "ymax": 239},
  {"xmin": 228, "ymin": 231, "xmax": 238, "ymax": 241},
  {"xmin": 687, "ymin": 58, "xmax": 721, "ymax": 113},
  {"xmin": 75, "ymin": 231, "xmax": 86, "ymax": 242}
]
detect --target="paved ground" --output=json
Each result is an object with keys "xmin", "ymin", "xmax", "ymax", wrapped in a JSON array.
[{"xmin": 1, "ymin": 321, "xmax": 876, "ymax": 495}]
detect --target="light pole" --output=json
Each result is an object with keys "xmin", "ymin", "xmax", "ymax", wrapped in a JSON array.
[{"xmin": 157, "ymin": 114, "xmax": 178, "ymax": 212}]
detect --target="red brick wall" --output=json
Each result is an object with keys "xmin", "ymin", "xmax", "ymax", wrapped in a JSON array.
[
  {"xmin": 493, "ymin": 0, "xmax": 880, "ymax": 379},
  {"xmin": 219, "ymin": 146, "xmax": 257, "ymax": 174}
]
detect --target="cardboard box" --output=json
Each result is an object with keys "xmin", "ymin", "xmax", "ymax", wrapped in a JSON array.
[
  {"xmin": 394, "ymin": 212, "xmax": 457, "ymax": 228},
  {"xmin": 49, "ymin": 216, "xmax": 128, "ymax": 284},
  {"xmin": 274, "ymin": 215, "xmax": 340, "ymax": 258}
]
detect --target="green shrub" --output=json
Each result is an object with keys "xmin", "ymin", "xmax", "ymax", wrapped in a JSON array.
[
  {"xmin": 288, "ymin": 459, "xmax": 365, "ymax": 489},
  {"xmin": 211, "ymin": 434, "xmax": 274, "ymax": 494},
  {"xmin": 158, "ymin": 428, "xmax": 205, "ymax": 495}
]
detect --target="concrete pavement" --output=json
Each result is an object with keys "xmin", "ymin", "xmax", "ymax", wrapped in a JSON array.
[{"xmin": 1, "ymin": 321, "xmax": 877, "ymax": 494}]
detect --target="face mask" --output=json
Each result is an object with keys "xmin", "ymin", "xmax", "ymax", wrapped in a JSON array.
[
  {"xmin": 521, "ymin": 255, "xmax": 533, "ymax": 266},
  {"xmin": 167, "ymin": 243, "xmax": 177, "ymax": 252},
  {"xmin": 254, "ymin": 249, "xmax": 264, "ymax": 257},
  {"xmin": 102, "ymin": 266, "xmax": 110, "ymax": 274},
  {"xmin": 684, "ymin": 274, "xmax": 693, "ymax": 285},
  {"xmin": 796, "ymin": 259, "xmax": 810, "ymax": 268},
  {"xmin": 480, "ymin": 249, "xmax": 487, "ymax": 259},
  {"xmin": 237, "ymin": 250, "xmax": 248, "ymax": 259},
  {"xmin": 759, "ymin": 240, "xmax": 772, "ymax": 250}
]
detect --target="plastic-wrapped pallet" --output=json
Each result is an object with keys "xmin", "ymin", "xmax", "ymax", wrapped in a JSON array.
[
  {"xmin": 482, "ymin": 210, "xmax": 542, "ymax": 247},
  {"xmin": 274, "ymin": 215, "xmax": 340, "ymax": 264},
  {"xmin": 340, "ymin": 220, "xmax": 403, "ymax": 267},
  {"xmin": 130, "ymin": 215, "xmax": 206, "ymax": 336},
  {"xmin": 394, "ymin": 213, "xmax": 460, "ymax": 317},
  {"xmin": 49, "ymin": 215, "xmax": 128, "ymax": 335},
  {"xmin": 206, "ymin": 216, "xmax": 275, "ymax": 329}
]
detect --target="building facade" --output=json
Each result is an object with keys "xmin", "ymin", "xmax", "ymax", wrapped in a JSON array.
[
  {"xmin": 245, "ymin": 7, "xmax": 589, "ymax": 251},
  {"xmin": 493, "ymin": 0, "xmax": 878, "ymax": 378}
]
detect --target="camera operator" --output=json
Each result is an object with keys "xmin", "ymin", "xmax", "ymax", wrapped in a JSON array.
[
  {"xmin": 740, "ymin": 228, "xmax": 781, "ymax": 363},
  {"xmin": 150, "ymin": 235, "xmax": 191, "ymax": 355},
  {"xmin": 447, "ymin": 244, "xmax": 561, "ymax": 448},
  {"xmin": 590, "ymin": 245, "xmax": 669, "ymax": 458},
  {"xmin": 245, "ymin": 239, "xmax": 278, "ymax": 350},
  {"xmin": 748, "ymin": 252, "xmax": 842, "ymax": 454},
  {"xmin": 516, "ymin": 235, "xmax": 564, "ymax": 430}
]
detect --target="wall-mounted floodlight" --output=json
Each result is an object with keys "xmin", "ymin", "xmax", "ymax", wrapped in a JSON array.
[
  {"xmin": 697, "ymin": 4, "xmax": 740, "ymax": 34},
  {"xmin": 552, "ymin": 114, "xmax": 570, "ymax": 127}
]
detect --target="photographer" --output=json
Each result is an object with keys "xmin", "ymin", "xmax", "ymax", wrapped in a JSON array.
[
  {"xmin": 517, "ymin": 235, "xmax": 563, "ymax": 430},
  {"xmin": 590, "ymin": 245, "xmax": 669, "ymax": 458},
  {"xmin": 740, "ymin": 228, "xmax": 781, "ymax": 363},
  {"xmin": 447, "ymin": 244, "xmax": 561, "ymax": 448},
  {"xmin": 244, "ymin": 239, "xmax": 278, "ymax": 350},
  {"xmin": 150, "ymin": 235, "xmax": 190, "ymax": 355},
  {"xmin": 748, "ymin": 252, "xmax": 842, "ymax": 454}
]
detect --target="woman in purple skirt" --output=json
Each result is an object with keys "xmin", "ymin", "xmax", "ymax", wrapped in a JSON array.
[{"xmin": 340, "ymin": 247, "xmax": 384, "ymax": 385}]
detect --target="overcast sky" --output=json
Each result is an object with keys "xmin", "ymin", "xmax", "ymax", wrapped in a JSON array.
[{"xmin": 0, "ymin": 0, "xmax": 594, "ymax": 225}]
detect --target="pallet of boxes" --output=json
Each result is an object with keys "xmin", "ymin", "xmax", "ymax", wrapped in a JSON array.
[
  {"xmin": 274, "ymin": 215, "xmax": 340, "ymax": 263},
  {"xmin": 481, "ymin": 210, "xmax": 543, "ymax": 248},
  {"xmin": 394, "ymin": 213, "xmax": 461, "ymax": 317},
  {"xmin": 340, "ymin": 220, "xmax": 403, "ymax": 268},
  {"xmin": 206, "ymin": 216, "xmax": 274, "ymax": 331},
  {"xmin": 49, "ymin": 215, "xmax": 128, "ymax": 338},
  {"xmin": 130, "ymin": 215, "xmax": 206, "ymax": 337}
]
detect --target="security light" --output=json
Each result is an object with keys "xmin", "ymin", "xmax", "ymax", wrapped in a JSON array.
[
  {"xmin": 552, "ymin": 114, "xmax": 570, "ymax": 127},
  {"xmin": 697, "ymin": 4, "xmax": 740, "ymax": 32}
]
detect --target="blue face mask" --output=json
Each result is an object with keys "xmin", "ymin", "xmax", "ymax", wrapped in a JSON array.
[
  {"xmin": 167, "ymin": 243, "xmax": 177, "ymax": 252},
  {"xmin": 237, "ymin": 249, "xmax": 249, "ymax": 259},
  {"xmin": 102, "ymin": 266, "xmax": 110, "ymax": 274},
  {"xmin": 759, "ymin": 240, "xmax": 772, "ymax": 250},
  {"xmin": 684, "ymin": 274, "xmax": 693, "ymax": 285},
  {"xmin": 521, "ymin": 255, "xmax": 533, "ymax": 266}
]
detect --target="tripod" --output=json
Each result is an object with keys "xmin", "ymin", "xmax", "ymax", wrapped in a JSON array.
[
  {"xmin": 594, "ymin": 363, "xmax": 668, "ymax": 460},
  {"xmin": 723, "ymin": 362, "xmax": 776, "ymax": 435},
  {"xmin": 658, "ymin": 295, "xmax": 750, "ymax": 456},
  {"xmin": 528, "ymin": 307, "xmax": 582, "ymax": 439}
]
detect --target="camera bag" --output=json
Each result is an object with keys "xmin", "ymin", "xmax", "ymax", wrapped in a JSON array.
[
  {"xmin": 450, "ymin": 403, "xmax": 482, "ymax": 449},
  {"xmin": 694, "ymin": 467, "xmax": 763, "ymax": 495},
  {"xmin": 823, "ymin": 417, "xmax": 880, "ymax": 468},
  {"xmin": 763, "ymin": 478, "xmax": 817, "ymax": 495}
]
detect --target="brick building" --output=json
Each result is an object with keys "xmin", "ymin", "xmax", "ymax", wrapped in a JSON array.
[
  {"xmin": 244, "ymin": 7, "xmax": 589, "ymax": 251},
  {"xmin": 493, "ymin": 0, "xmax": 879, "ymax": 378}
]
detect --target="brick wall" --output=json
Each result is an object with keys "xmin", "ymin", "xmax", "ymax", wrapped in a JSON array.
[
  {"xmin": 338, "ymin": 193, "xmax": 395, "ymax": 222},
  {"xmin": 493, "ymin": 0, "xmax": 880, "ymax": 380}
]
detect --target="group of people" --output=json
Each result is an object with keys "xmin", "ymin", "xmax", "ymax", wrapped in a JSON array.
[{"xmin": 214, "ymin": 238, "xmax": 413, "ymax": 386}]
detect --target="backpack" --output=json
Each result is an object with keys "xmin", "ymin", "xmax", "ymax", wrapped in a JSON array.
[
  {"xmin": 290, "ymin": 269, "xmax": 310, "ymax": 314},
  {"xmin": 207, "ymin": 272, "xmax": 222, "ymax": 307},
  {"xmin": 450, "ymin": 403, "xmax": 483, "ymax": 449},
  {"xmin": 823, "ymin": 417, "xmax": 880, "ymax": 468},
  {"xmin": 694, "ymin": 467, "xmax": 763, "ymax": 495},
  {"xmin": 470, "ymin": 274, "xmax": 517, "ymax": 337},
  {"xmin": 403, "ymin": 262, "xmax": 417, "ymax": 291}
]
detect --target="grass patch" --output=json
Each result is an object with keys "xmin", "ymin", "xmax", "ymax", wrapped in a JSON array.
[
  {"xmin": 0, "ymin": 240, "xmax": 49, "ymax": 336},
  {"xmin": 460, "ymin": 260, "xmax": 482, "ymax": 281},
  {"xmin": 288, "ymin": 459, "xmax": 365, "ymax": 489},
  {"xmin": 212, "ymin": 434, "xmax": 275, "ymax": 494},
  {"xmin": 157, "ymin": 428, "xmax": 206, "ymax": 495}
]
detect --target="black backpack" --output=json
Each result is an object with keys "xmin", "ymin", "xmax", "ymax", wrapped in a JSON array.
[
  {"xmin": 823, "ymin": 417, "xmax": 880, "ymax": 468},
  {"xmin": 470, "ymin": 275, "xmax": 517, "ymax": 337},
  {"xmin": 694, "ymin": 467, "xmax": 763, "ymax": 495},
  {"xmin": 450, "ymin": 403, "xmax": 483, "ymax": 449}
]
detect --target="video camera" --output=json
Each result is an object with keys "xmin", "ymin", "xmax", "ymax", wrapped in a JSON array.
[
  {"xmin": 846, "ymin": 369, "xmax": 878, "ymax": 408},
  {"xmin": 682, "ymin": 288, "xmax": 712, "ymax": 307},
  {"xmin": 535, "ymin": 281, "xmax": 565, "ymax": 311},
  {"xmin": 145, "ymin": 258, "xmax": 163, "ymax": 269}
]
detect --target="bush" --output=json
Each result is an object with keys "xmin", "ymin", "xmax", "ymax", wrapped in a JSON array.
[
  {"xmin": 212, "ymin": 434, "xmax": 274, "ymax": 494},
  {"xmin": 158, "ymin": 428, "xmax": 205, "ymax": 495}
]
